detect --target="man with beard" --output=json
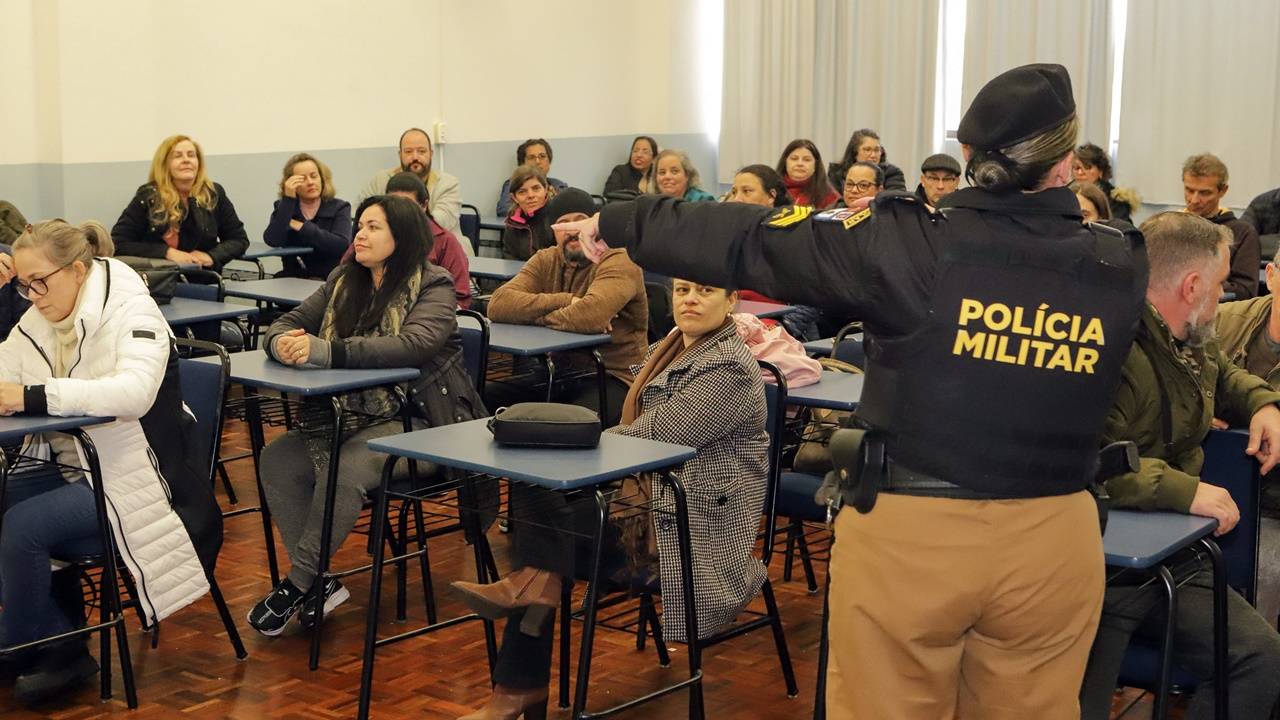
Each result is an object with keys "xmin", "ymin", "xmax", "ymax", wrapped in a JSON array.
[
  {"xmin": 359, "ymin": 127, "xmax": 468, "ymax": 255},
  {"xmin": 1079, "ymin": 211, "xmax": 1280, "ymax": 719},
  {"xmin": 486, "ymin": 188, "xmax": 646, "ymax": 425}
]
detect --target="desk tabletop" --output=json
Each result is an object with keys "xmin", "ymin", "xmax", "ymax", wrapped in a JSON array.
[
  {"xmin": 368, "ymin": 418, "xmax": 696, "ymax": 489},
  {"xmin": 241, "ymin": 244, "xmax": 316, "ymax": 260},
  {"xmin": 468, "ymin": 257, "xmax": 525, "ymax": 280},
  {"xmin": 787, "ymin": 371, "xmax": 863, "ymax": 411},
  {"xmin": 738, "ymin": 300, "xmax": 795, "ymax": 319},
  {"xmin": 803, "ymin": 337, "xmax": 834, "ymax": 356},
  {"xmin": 487, "ymin": 323, "xmax": 612, "ymax": 356},
  {"xmin": 0, "ymin": 415, "xmax": 114, "ymax": 445},
  {"xmin": 1103, "ymin": 510, "xmax": 1218, "ymax": 568},
  {"xmin": 224, "ymin": 278, "xmax": 323, "ymax": 306},
  {"xmin": 196, "ymin": 350, "xmax": 419, "ymax": 396},
  {"xmin": 162, "ymin": 297, "xmax": 259, "ymax": 326}
]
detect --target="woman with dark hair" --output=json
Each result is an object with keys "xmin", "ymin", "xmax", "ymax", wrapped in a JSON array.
[
  {"xmin": 1072, "ymin": 142, "xmax": 1138, "ymax": 222},
  {"xmin": 827, "ymin": 128, "xmax": 907, "ymax": 192},
  {"xmin": 836, "ymin": 161, "xmax": 885, "ymax": 208},
  {"xmin": 603, "ymin": 136, "xmax": 658, "ymax": 200},
  {"xmin": 246, "ymin": 194, "xmax": 485, "ymax": 637},
  {"xmin": 501, "ymin": 165, "xmax": 557, "ymax": 261},
  {"xmin": 777, "ymin": 139, "xmax": 838, "ymax": 208},
  {"xmin": 727, "ymin": 164, "xmax": 789, "ymax": 207},
  {"xmin": 263, "ymin": 152, "xmax": 353, "ymax": 279},
  {"xmin": 1070, "ymin": 180, "xmax": 1112, "ymax": 223}
]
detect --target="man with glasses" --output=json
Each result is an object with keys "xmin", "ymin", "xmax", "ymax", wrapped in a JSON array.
[
  {"xmin": 496, "ymin": 138, "xmax": 568, "ymax": 217},
  {"xmin": 916, "ymin": 153, "xmax": 962, "ymax": 206}
]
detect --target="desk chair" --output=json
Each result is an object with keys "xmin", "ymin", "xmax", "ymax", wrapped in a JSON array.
[
  {"xmin": 607, "ymin": 361, "xmax": 798, "ymax": 700},
  {"xmin": 645, "ymin": 282, "xmax": 674, "ymax": 342},
  {"xmin": 460, "ymin": 204, "xmax": 482, "ymax": 256},
  {"xmin": 832, "ymin": 321, "xmax": 864, "ymax": 368},
  {"xmin": 1116, "ymin": 428, "xmax": 1258, "ymax": 714}
]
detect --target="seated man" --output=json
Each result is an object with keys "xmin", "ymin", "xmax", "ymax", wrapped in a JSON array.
[
  {"xmin": 359, "ymin": 127, "xmax": 468, "ymax": 255},
  {"xmin": 384, "ymin": 172, "xmax": 473, "ymax": 309},
  {"xmin": 1182, "ymin": 153, "xmax": 1260, "ymax": 299},
  {"xmin": 487, "ymin": 188, "xmax": 646, "ymax": 425},
  {"xmin": 1243, "ymin": 185, "xmax": 1280, "ymax": 237},
  {"xmin": 914, "ymin": 153, "xmax": 961, "ymax": 206},
  {"xmin": 1080, "ymin": 211, "xmax": 1280, "ymax": 719},
  {"xmin": 496, "ymin": 138, "xmax": 568, "ymax": 217}
]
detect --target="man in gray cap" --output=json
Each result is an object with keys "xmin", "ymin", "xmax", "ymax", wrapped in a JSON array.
[
  {"xmin": 916, "ymin": 153, "xmax": 962, "ymax": 206},
  {"xmin": 556, "ymin": 63, "xmax": 1156, "ymax": 718}
]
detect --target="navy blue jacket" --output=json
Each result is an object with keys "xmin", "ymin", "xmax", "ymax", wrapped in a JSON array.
[
  {"xmin": 0, "ymin": 244, "xmax": 29, "ymax": 340},
  {"xmin": 262, "ymin": 197, "xmax": 353, "ymax": 279}
]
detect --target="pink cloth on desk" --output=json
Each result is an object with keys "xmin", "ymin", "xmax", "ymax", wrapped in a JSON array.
[{"xmin": 731, "ymin": 312, "xmax": 822, "ymax": 387}]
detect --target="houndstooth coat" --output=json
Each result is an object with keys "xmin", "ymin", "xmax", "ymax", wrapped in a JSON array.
[{"xmin": 610, "ymin": 321, "xmax": 770, "ymax": 642}]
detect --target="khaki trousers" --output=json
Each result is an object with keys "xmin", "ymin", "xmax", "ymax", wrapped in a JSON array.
[{"xmin": 825, "ymin": 490, "xmax": 1104, "ymax": 720}]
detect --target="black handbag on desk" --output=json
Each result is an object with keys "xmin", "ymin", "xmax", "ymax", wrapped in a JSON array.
[
  {"xmin": 115, "ymin": 256, "xmax": 179, "ymax": 305},
  {"xmin": 487, "ymin": 403, "xmax": 602, "ymax": 448}
]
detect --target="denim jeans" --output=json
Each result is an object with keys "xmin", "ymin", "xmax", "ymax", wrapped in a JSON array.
[{"xmin": 0, "ymin": 471, "xmax": 101, "ymax": 647}]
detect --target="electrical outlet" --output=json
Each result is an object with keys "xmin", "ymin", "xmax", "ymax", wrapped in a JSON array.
[{"xmin": 433, "ymin": 121, "xmax": 447, "ymax": 145}]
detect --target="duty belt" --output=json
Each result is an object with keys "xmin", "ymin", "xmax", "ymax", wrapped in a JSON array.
[{"xmin": 880, "ymin": 464, "xmax": 1011, "ymax": 501}]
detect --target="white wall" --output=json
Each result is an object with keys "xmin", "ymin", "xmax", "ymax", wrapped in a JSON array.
[{"xmin": 0, "ymin": 0, "xmax": 717, "ymax": 226}]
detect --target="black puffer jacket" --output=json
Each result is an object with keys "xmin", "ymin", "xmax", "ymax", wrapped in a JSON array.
[{"xmin": 111, "ymin": 183, "xmax": 250, "ymax": 271}]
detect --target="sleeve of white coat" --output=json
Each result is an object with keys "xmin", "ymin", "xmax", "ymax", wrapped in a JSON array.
[
  {"xmin": 42, "ymin": 296, "xmax": 170, "ymax": 420},
  {"xmin": 0, "ymin": 331, "xmax": 27, "ymax": 384}
]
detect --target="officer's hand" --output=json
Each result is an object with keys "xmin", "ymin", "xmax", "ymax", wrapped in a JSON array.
[
  {"xmin": 1189, "ymin": 481, "xmax": 1240, "ymax": 536},
  {"xmin": 1247, "ymin": 404, "xmax": 1280, "ymax": 474},
  {"xmin": 552, "ymin": 213, "xmax": 605, "ymax": 264}
]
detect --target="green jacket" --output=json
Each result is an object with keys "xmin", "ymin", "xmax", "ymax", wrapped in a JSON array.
[
  {"xmin": 0, "ymin": 201, "xmax": 26, "ymax": 246},
  {"xmin": 1101, "ymin": 304, "xmax": 1280, "ymax": 512},
  {"xmin": 1216, "ymin": 295, "xmax": 1280, "ymax": 387}
]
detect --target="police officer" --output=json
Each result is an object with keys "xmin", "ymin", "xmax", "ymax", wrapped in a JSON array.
[{"xmin": 557, "ymin": 64, "xmax": 1153, "ymax": 718}]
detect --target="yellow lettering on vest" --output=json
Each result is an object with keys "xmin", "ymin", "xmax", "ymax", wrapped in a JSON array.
[
  {"xmin": 958, "ymin": 299, "xmax": 984, "ymax": 326},
  {"xmin": 1075, "ymin": 347, "xmax": 1099, "ymax": 374},
  {"xmin": 1079, "ymin": 318, "xmax": 1105, "ymax": 346},
  {"xmin": 983, "ymin": 334, "xmax": 999, "ymax": 360},
  {"xmin": 1070, "ymin": 314, "xmax": 1082, "ymax": 342},
  {"xmin": 984, "ymin": 303, "xmax": 1012, "ymax": 331},
  {"xmin": 953, "ymin": 329, "xmax": 985, "ymax": 357},
  {"xmin": 1017, "ymin": 336, "xmax": 1030, "ymax": 364},
  {"xmin": 1011, "ymin": 306, "xmax": 1034, "ymax": 335},
  {"xmin": 994, "ymin": 335, "xmax": 1019, "ymax": 364},
  {"xmin": 1046, "ymin": 313, "xmax": 1070, "ymax": 340},
  {"xmin": 1046, "ymin": 344, "xmax": 1074, "ymax": 371},
  {"xmin": 1033, "ymin": 303, "xmax": 1049, "ymax": 335},
  {"xmin": 1029, "ymin": 340, "xmax": 1054, "ymax": 367}
]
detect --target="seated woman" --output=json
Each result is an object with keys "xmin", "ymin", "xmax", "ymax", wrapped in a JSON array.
[
  {"xmin": 1073, "ymin": 142, "xmax": 1138, "ymax": 222},
  {"xmin": 648, "ymin": 150, "xmax": 717, "ymax": 202},
  {"xmin": 0, "ymin": 221, "xmax": 216, "ymax": 705},
  {"xmin": 111, "ymin": 135, "xmax": 249, "ymax": 271},
  {"xmin": 776, "ymin": 139, "xmax": 838, "ymax": 208},
  {"xmin": 452, "ymin": 279, "xmax": 769, "ymax": 720},
  {"xmin": 263, "ymin": 152, "xmax": 353, "ymax": 279},
  {"xmin": 726, "ymin": 165, "xmax": 821, "ymax": 339},
  {"xmin": 248, "ymin": 195, "xmax": 485, "ymax": 636},
  {"xmin": 837, "ymin": 161, "xmax": 884, "ymax": 208},
  {"xmin": 602, "ymin": 135, "xmax": 658, "ymax": 201},
  {"xmin": 827, "ymin": 128, "xmax": 906, "ymax": 192},
  {"xmin": 1071, "ymin": 180, "xmax": 1112, "ymax": 223},
  {"xmin": 501, "ymin": 165, "xmax": 557, "ymax": 261}
]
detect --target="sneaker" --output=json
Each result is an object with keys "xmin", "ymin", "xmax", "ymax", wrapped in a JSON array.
[
  {"xmin": 247, "ymin": 579, "xmax": 307, "ymax": 636},
  {"xmin": 14, "ymin": 642, "xmax": 98, "ymax": 707},
  {"xmin": 299, "ymin": 578, "xmax": 350, "ymax": 630}
]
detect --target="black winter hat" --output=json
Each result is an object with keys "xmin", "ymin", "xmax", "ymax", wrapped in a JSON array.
[
  {"xmin": 957, "ymin": 63, "xmax": 1076, "ymax": 150},
  {"xmin": 544, "ymin": 188, "xmax": 596, "ymax": 223}
]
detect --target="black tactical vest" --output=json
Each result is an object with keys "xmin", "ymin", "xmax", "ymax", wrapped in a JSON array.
[{"xmin": 856, "ymin": 209, "xmax": 1147, "ymax": 497}]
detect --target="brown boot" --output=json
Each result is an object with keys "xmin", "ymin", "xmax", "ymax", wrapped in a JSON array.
[
  {"xmin": 451, "ymin": 567, "xmax": 563, "ymax": 636},
  {"xmin": 457, "ymin": 684, "xmax": 548, "ymax": 720}
]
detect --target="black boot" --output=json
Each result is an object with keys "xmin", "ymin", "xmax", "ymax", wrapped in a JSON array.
[{"xmin": 13, "ymin": 640, "xmax": 98, "ymax": 706}]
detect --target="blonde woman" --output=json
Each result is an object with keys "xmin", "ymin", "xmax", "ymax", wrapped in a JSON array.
[
  {"xmin": 263, "ymin": 152, "xmax": 352, "ymax": 278},
  {"xmin": 647, "ymin": 149, "xmax": 716, "ymax": 202},
  {"xmin": 111, "ymin": 134, "xmax": 249, "ymax": 271}
]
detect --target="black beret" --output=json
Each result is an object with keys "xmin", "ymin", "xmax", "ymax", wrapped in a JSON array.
[
  {"xmin": 544, "ymin": 187, "xmax": 596, "ymax": 223},
  {"xmin": 920, "ymin": 153, "xmax": 961, "ymax": 175},
  {"xmin": 957, "ymin": 63, "xmax": 1076, "ymax": 150}
]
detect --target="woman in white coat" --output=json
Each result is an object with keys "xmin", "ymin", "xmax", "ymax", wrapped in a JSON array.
[{"xmin": 0, "ymin": 220, "xmax": 214, "ymax": 707}]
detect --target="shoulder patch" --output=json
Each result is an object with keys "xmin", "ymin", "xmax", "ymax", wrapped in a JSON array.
[
  {"xmin": 814, "ymin": 207, "xmax": 860, "ymax": 223},
  {"xmin": 765, "ymin": 205, "xmax": 813, "ymax": 228},
  {"xmin": 842, "ymin": 208, "xmax": 872, "ymax": 230},
  {"xmin": 132, "ymin": 329, "xmax": 156, "ymax": 339}
]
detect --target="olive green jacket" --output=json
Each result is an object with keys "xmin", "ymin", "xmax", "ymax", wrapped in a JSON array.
[
  {"xmin": 1216, "ymin": 295, "xmax": 1280, "ymax": 388},
  {"xmin": 0, "ymin": 201, "xmax": 26, "ymax": 246},
  {"xmin": 1101, "ymin": 303, "xmax": 1280, "ymax": 512}
]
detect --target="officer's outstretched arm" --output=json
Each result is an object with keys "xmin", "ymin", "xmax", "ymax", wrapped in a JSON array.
[{"xmin": 594, "ymin": 196, "xmax": 887, "ymax": 317}]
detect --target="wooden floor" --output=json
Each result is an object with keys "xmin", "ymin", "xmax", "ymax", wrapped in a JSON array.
[{"xmin": 0, "ymin": 417, "xmax": 1181, "ymax": 719}]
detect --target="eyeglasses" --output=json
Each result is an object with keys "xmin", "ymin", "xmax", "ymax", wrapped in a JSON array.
[
  {"xmin": 525, "ymin": 152, "xmax": 549, "ymax": 162},
  {"xmin": 924, "ymin": 173, "xmax": 959, "ymax": 184},
  {"xmin": 845, "ymin": 180, "xmax": 877, "ymax": 192},
  {"xmin": 16, "ymin": 263, "xmax": 71, "ymax": 300}
]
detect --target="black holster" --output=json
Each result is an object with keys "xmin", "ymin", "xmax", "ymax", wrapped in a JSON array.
[
  {"xmin": 824, "ymin": 428, "xmax": 886, "ymax": 515},
  {"xmin": 1092, "ymin": 441, "xmax": 1139, "ymax": 534}
]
